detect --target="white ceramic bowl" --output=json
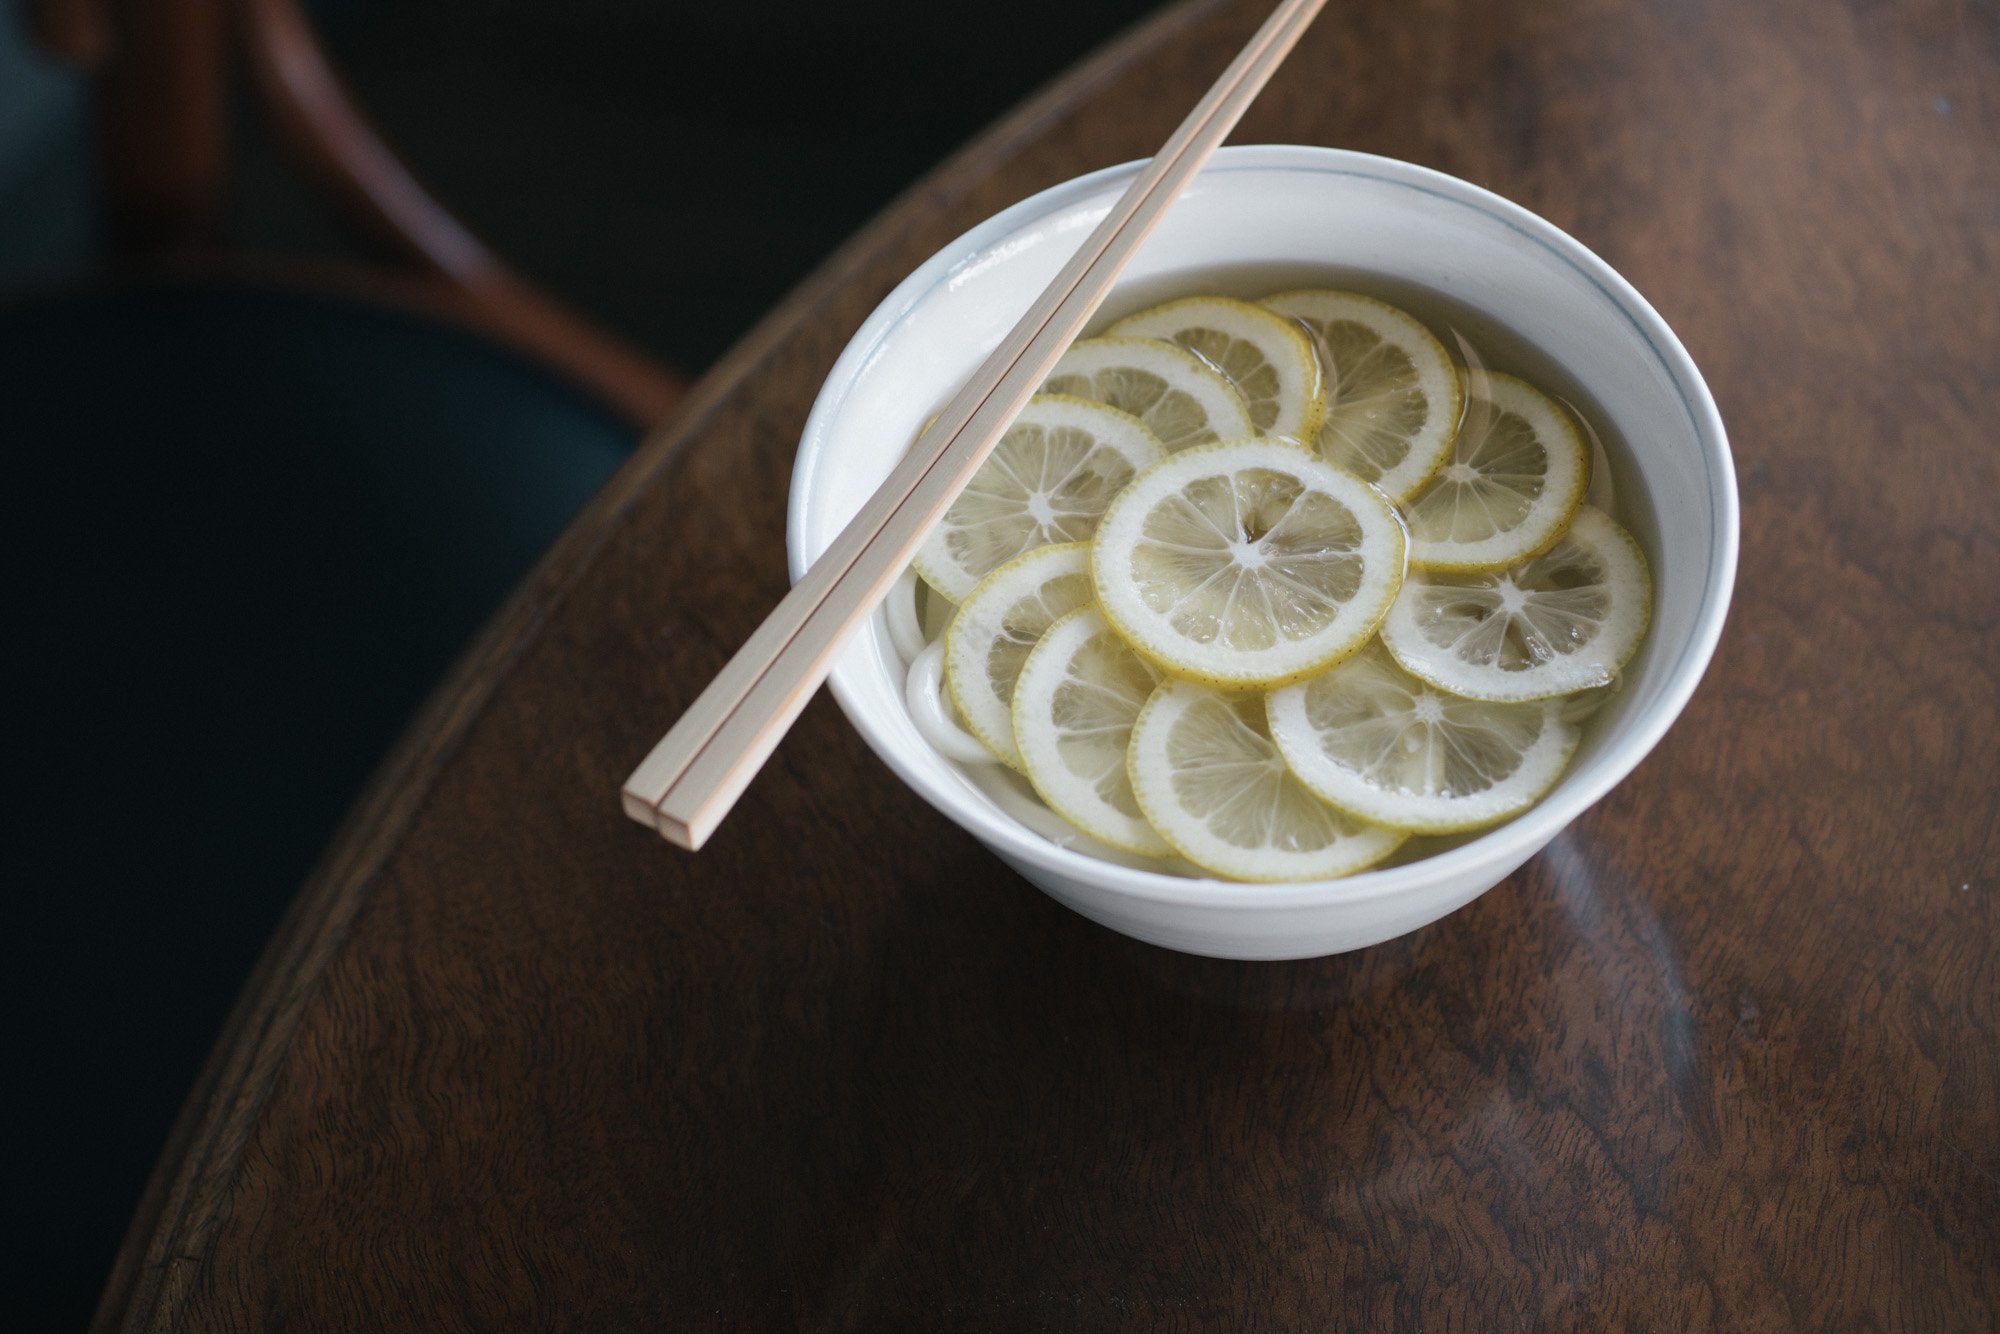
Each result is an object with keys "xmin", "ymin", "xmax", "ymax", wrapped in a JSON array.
[{"xmin": 788, "ymin": 146, "xmax": 1737, "ymax": 960}]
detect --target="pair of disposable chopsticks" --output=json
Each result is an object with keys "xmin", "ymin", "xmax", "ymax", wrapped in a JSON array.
[{"xmin": 623, "ymin": 0, "xmax": 1329, "ymax": 851}]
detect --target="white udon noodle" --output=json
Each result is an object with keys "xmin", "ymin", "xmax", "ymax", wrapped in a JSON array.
[{"xmin": 886, "ymin": 568, "xmax": 1198, "ymax": 874}]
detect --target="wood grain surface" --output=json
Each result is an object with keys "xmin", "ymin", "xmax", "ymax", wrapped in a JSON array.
[{"xmin": 98, "ymin": 0, "xmax": 1999, "ymax": 1327}]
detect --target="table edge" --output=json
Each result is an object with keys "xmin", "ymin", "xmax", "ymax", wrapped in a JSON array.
[{"xmin": 89, "ymin": 2, "xmax": 1223, "ymax": 1328}]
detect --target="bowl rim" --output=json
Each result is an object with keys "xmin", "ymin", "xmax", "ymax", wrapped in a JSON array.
[{"xmin": 789, "ymin": 144, "xmax": 1739, "ymax": 912}]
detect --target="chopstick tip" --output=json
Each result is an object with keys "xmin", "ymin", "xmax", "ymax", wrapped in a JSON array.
[
  {"xmin": 655, "ymin": 809, "xmax": 704, "ymax": 852},
  {"xmin": 621, "ymin": 783, "xmax": 709, "ymax": 850},
  {"xmin": 621, "ymin": 787, "xmax": 662, "ymax": 827}
]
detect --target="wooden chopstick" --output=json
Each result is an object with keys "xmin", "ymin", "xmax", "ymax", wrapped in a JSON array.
[{"xmin": 624, "ymin": 0, "xmax": 1329, "ymax": 850}]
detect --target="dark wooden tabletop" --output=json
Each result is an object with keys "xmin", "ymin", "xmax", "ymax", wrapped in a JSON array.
[{"xmin": 98, "ymin": 0, "xmax": 1999, "ymax": 1327}]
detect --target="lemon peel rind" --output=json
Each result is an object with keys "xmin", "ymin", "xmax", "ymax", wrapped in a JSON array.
[
  {"xmin": 1090, "ymin": 439, "xmax": 1408, "ymax": 689},
  {"xmin": 1041, "ymin": 336, "xmax": 1256, "ymax": 451},
  {"xmin": 911, "ymin": 393, "xmax": 1166, "ymax": 602},
  {"xmin": 1259, "ymin": 287, "xmax": 1465, "ymax": 505},
  {"xmin": 1107, "ymin": 295, "xmax": 1327, "ymax": 449},
  {"xmin": 1127, "ymin": 680, "xmax": 1406, "ymax": 883},
  {"xmin": 1266, "ymin": 657, "xmax": 1582, "ymax": 834},
  {"xmin": 1012, "ymin": 607, "xmax": 1172, "ymax": 857},
  {"xmin": 942, "ymin": 541, "xmax": 1093, "ymax": 770},
  {"xmin": 1379, "ymin": 506, "xmax": 1653, "ymax": 703},
  {"xmin": 1401, "ymin": 371, "xmax": 1589, "ymax": 573}
]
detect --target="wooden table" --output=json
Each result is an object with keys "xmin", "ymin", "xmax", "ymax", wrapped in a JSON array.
[{"xmin": 99, "ymin": 0, "xmax": 1998, "ymax": 1326}]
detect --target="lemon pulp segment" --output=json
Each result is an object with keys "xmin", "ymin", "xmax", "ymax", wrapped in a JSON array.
[
  {"xmin": 1011, "ymin": 607, "xmax": 1170, "ymax": 856},
  {"xmin": 1042, "ymin": 336, "xmax": 1255, "ymax": 452},
  {"xmin": 1091, "ymin": 440, "xmax": 1406, "ymax": 687},
  {"xmin": 1128, "ymin": 680, "xmax": 1404, "ymax": 881},
  {"xmin": 942, "ymin": 543, "xmax": 1095, "ymax": 769},
  {"xmin": 1260, "ymin": 288, "xmax": 1464, "ymax": 504},
  {"xmin": 913, "ymin": 393, "xmax": 1164, "ymax": 602},
  {"xmin": 1380, "ymin": 506, "xmax": 1652, "ymax": 701},
  {"xmin": 1108, "ymin": 295, "xmax": 1326, "ymax": 447},
  {"xmin": 1401, "ymin": 371, "xmax": 1588, "ymax": 571},
  {"xmin": 1266, "ymin": 641, "xmax": 1580, "ymax": 832}
]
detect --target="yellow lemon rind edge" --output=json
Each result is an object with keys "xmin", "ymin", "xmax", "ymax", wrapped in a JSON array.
[
  {"xmin": 1088, "ymin": 439, "xmax": 1409, "ymax": 690},
  {"xmin": 1010, "ymin": 606, "xmax": 1175, "ymax": 858},
  {"xmin": 1125, "ymin": 680, "xmax": 1408, "ymax": 883}
]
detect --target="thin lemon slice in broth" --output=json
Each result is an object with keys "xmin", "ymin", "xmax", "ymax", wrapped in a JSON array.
[
  {"xmin": 1108, "ymin": 296, "xmax": 1325, "ymax": 446},
  {"xmin": 1400, "ymin": 371, "xmax": 1589, "ymax": 571},
  {"xmin": 912, "ymin": 394, "xmax": 1164, "ymax": 602},
  {"xmin": 1090, "ymin": 440, "xmax": 1406, "ymax": 687},
  {"xmin": 1266, "ymin": 641, "xmax": 1580, "ymax": 833},
  {"xmin": 1128, "ymin": 680, "xmax": 1404, "ymax": 882},
  {"xmin": 1012, "ymin": 607, "xmax": 1171, "ymax": 856},
  {"xmin": 1041, "ymin": 336, "xmax": 1255, "ymax": 452},
  {"xmin": 1379, "ymin": 506, "xmax": 1652, "ymax": 701},
  {"xmin": 942, "ymin": 543, "xmax": 1094, "ymax": 770},
  {"xmin": 1260, "ymin": 288, "xmax": 1464, "ymax": 504}
]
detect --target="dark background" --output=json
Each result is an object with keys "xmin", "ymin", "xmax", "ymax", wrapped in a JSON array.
[
  {"xmin": 2, "ymin": 0, "xmax": 1163, "ymax": 1325},
  {"xmin": 3, "ymin": 0, "xmax": 1173, "ymax": 362}
]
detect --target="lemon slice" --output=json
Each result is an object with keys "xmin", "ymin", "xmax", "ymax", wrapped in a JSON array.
[
  {"xmin": 1041, "ymin": 336, "xmax": 1256, "ymax": 452},
  {"xmin": 1379, "ymin": 506, "xmax": 1652, "ymax": 701},
  {"xmin": 1011, "ymin": 607, "xmax": 1171, "ymax": 856},
  {"xmin": 1128, "ymin": 680, "xmax": 1404, "ymax": 881},
  {"xmin": 942, "ymin": 543, "xmax": 1094, "ymax": 769},
  {"xmin": 1401, "ymin": 371, "xmax": 1588, "ymax": 570},
  {"xmin": 1266, "ymin": 642, "xmax": 1581, "ymax": 833},
  {"xmin": 1091, "ymin": 440, "xmax": 1407, "ymax": 687},
  {"xmin": 912, "ymin": 394, "xmax": 1164, "ymax": 602},
  {"xmin": 1259, "ymin": 289, "xmax": 1464, "ymax": 504},
  {"xmin": 1108, "ymin": 296, "xmax": 1325, "ymax": 446}
]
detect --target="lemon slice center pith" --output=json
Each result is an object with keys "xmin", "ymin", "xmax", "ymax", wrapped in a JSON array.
[
  {"xmin": 1381, "ymin": 505, "xmax": 1651, "ymax": 702},
  {"xmin": 1134, "ymin": 472, "xmax": 1367, "ymax": 651},
  {"xmin": 1094, "ymin": 440, "xmax": 1405, "ymax": 687},
  {"xmin": 1402, "ymin": 372, "xmax": 1588, "ymax": 572},
  {"xmin": 1109, "ymin": 296, "xmax": 1324, "ymax": 446},
  {"xmin": 1260, "ymin": 288, "xmax": 1464, "ymax": 503},
  {"xmin": 914, "ymin": 394, "xmax": 1164, "ymax": 601},
  {"xmin": 1128, "ymin": 681, "xmax": 1405, "ymax": 881}
]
